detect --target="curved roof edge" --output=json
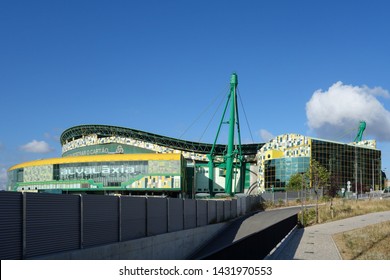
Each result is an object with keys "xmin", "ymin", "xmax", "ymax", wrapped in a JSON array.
[{"xmin": 60, "ymin": 124, "xmax": 264, "ymax": 156}]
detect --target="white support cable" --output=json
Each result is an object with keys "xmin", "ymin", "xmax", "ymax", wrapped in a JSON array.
[
  {"xmin": 179, "ymin": 84, "xmax": 229, "ymax": 141},
  {"xmin": 237, "ymin": 89, "xmax": 255, "ymax": 143}
]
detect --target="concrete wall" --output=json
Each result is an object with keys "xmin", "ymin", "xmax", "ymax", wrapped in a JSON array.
[{"xmin": 30, "ymin": 223, "xmax": 227, "ymax": 260}]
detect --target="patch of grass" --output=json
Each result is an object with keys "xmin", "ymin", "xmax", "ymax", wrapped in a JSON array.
[
  {"xmin": 261, "ymin": 197, "xmax": 390, "ymax": 258},
  {"xmin": 260, "ymin": 197, "xmax": 390, "ymax": 227},
  {"xmin": 260, "ymin": 197, "xmax": 317, "ymax": 210},
  {"xmin": 303, "ymin": 198, "xmax": 390, "ymax": 226},
  {"xmin": 333, "ymin": 221, "xmax": 390, "ymax": 259}
]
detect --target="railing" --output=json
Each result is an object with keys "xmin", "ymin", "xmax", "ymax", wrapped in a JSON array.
[{"xmin": 261, "ymin": 189, "xmax": 323, "ymax": 204}]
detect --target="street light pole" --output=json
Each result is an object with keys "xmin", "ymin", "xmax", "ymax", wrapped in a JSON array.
[
  {"xmin": 372, "ymin": 158, "xmax": 374, "ymax": 191},
  {"xmin": 301, "ymin": 173, "xmax": 304, "ymax": 226},
  {"xmin": 355, "ymin": 146, "xmax": 358, "ymax": 200}
]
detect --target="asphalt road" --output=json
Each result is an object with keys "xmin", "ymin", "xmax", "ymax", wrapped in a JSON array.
[{"xmin": 190, "ymin": 206, "xmax": 301, "ymax": 259}]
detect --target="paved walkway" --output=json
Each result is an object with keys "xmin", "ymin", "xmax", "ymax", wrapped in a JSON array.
[{"xmin": 267, "ymin": 211, "xmax": 390, "ymax": 260}]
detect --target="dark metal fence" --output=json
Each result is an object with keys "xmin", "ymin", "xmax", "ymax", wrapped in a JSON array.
[{"xmin": 0, "ymin": 191, "xmax": 261, "ymax": 260}]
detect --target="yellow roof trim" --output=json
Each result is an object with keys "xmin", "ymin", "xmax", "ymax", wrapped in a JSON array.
[{"xmin": 8, "ymin": 153, "xmax": 182, "ymax": 171}]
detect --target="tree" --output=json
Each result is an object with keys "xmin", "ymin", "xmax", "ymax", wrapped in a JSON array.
[
  {"xmin": 326, "ymin": 172, "xmax": 342, "ymax": 218},
  {"xmin": 306, "ymin": 159, "xmax": 330, "ymax": 223},
  {"xmin": 286, "ymin": 173, "xmax": 305, "ymax": 191},
  {"xmin": 287, "ymin": 172, "xmax": 307, "ymax": 226}
]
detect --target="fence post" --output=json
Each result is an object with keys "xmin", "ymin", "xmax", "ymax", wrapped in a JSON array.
[
  {"xmin": 195, "ymin": 198, "xmax": 198, "ymax": 227},
  {"xmin": 166, "ymin": 197, "xmax": 169, "ymax": 233},
  {"xmin": 182, "ymin": 198, "xmax": 185, "ymax": 231},
  {"xmin": 22, "ymin": 192, "xmax": 27, "ymax": 260},
  {"xmin": 79, "ymin": 194, "xmax": 84, "ymax": 249},
  {"xmin": 118, "ymin": 196, "xmax": 122, "ymax": 242},
  {"xmin": 145, "ymin": 197, "xmax": 149, "ymax": 236},
  {"xmin": 285, "ymin": 191, "xmax": 288, "ymax": 205},
  {"xmin": 272, "ymin": 188, "xmax": 275, "ymax": 204},
  {"xmin": 206, "ymin": 200, "xmax": 209, "ymax": 225}
]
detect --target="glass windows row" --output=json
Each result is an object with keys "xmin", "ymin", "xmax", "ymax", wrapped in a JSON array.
[
  {"xmin": 7, "ymin": 169, "xmax": 24, "ymax": 185},
  {"xmin": 263, "ymin": 140, "xmax": 382, "ymax": 191},
  {"xmin": 311, "ymin": 139, "xmax": 381, "ymax": 191},
  {"xmin": 264, "ymin": 157, "xmax": 310, "ymax": 188}
]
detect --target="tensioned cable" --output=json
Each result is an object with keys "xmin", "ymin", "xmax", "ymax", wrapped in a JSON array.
[
  {"xmin": 237, "ymin": 88, "xmax": 255, "ymax": 143},
  {"xmin": 334, "ymin": 125, "xmax": 359, "ymax": 142},
  {"xmin": 198, "ymin": 85, "xmax": 230, "ymax": 143},
  {"xmin": 179, "ymin": 84, "xmax": 229, "ymax": 140}
]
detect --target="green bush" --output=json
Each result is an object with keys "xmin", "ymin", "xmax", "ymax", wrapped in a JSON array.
[{"xmin": 299, "ymin": 208, "xmax": 317, "ymax": 227}]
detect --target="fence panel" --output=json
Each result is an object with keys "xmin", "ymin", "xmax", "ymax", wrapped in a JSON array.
[
  {"xmin": 183, "ymin": 199, "xmax": 196, "ymax": 229},
  {"xmin": 245, "ymin": 196, "xmax": 251, "ymax": 213},
  {"xmin": 0, "ymin": 192, "xmax": 23, "ymax": 259},
  {"xmin": 0, "ymin": 192, "xmax": 261, "ymax": 259},
  {"xmin": 196, "ymin": 200, "xmax": 208, "ymax": 227},
  {"xmin": 83, "ymin": 195, "xmax": 119, "ymax": 248},
  {"xmin": 168, "ymin": 198, "xmax": 184, "ymax": 232},
  {"xmin": 216, "ymin": 201, "xmax": 224, "ymax": 222},
  {"xmin": 207, "ymin": 200, "xmax": 217, "ymax": 224},
  {"xmin": 121, "ymin": 196, "xmax": 146, "ymax": 240},
  {"xmin": 261, "ymin": 190, "xmax": 321, "ymax": 203},
  {"xmin": 147, "ymin": 197, "xmax": 168, "ymax": 236},
  {"xmin": 25, "ymin": 193, "xmax": 80, "ymax": 258},
  {"xmin": 224, "ymin": 201, "xmax": 231, "ymax": 220},
  {"xmin": 231, "ymin": 199, "xmax": 237, "ymax": 219},
  {"xmin": 236, "ymin": 197, "xmax": 243, "ymax": 216}
]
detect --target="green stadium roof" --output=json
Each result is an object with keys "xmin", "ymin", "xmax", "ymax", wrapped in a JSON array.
[{"xmin": 61, "ymin": 124, "xmax": 263, "ymax": 156}]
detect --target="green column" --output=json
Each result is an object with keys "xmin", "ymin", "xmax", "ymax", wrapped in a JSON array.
[
  {"xmin": 225, "ymin": 73, "xmax": 238, "ymax": 195},
  {"xmin": 207, "ymin": 154, "xmax": 214, "ymax": 195}
]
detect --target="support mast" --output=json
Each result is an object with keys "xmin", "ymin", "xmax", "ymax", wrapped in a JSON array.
[
  {"xmin": 207, "ymin": 73, "xmax": 242, "ymax": 196},
  {"xmin": 225, "ymin": 73, "xmax": 238, "ymax": 195}
]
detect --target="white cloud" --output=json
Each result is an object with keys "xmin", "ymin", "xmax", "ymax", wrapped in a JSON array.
[
  {"xmin": 306, "ymin": 81, "xmax": 390, "ymax": 141},
  {"xmin": 259, "ymin": 129, "xmax": 275, "ymax": 142},
  {"xmin": 20, "ymin": 140, "xmax": 54, "ymax": 153}
]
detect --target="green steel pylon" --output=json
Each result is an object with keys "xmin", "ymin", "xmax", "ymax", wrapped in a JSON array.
[
  {"xmin": 354, "ymin": 121, "xmax": 366, "ymax": 142},
  {"xmin": 207, "ymin": 73, "xmax": 243, "ymax": 196}
]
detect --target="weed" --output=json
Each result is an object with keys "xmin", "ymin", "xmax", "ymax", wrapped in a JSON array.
[
  {"xmin": 299, "ymin": 198, "xmax": 390, "ymax": 226},
  {"xmin": 334, "ymin": 221, "xmax": 390, "ymax": 259}
]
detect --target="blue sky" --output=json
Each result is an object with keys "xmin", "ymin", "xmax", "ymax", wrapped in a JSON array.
[{"xmin": 1, "ymin": 0, "xmax": 390, "ymax": 189}]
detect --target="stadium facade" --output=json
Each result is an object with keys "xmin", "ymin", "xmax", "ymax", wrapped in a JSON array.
[{"xmin": 7, "ymin": 124, "xmax": 382, "ymax": 196}]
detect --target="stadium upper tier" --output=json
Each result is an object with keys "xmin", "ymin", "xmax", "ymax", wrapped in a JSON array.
[{"xmin": 60, "ymin": 124, "xmax": 263, "ymax": 159}]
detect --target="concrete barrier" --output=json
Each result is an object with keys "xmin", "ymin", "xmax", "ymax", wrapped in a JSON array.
[{"xmin": 29, "ymin": 222, "xmax": 228, "ymax": 260}]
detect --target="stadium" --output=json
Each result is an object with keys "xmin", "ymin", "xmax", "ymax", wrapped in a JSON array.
[{"xmin": 7, "ymin": 123, "xmax": 383, "ymax": 197}]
